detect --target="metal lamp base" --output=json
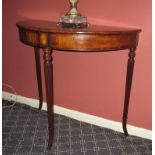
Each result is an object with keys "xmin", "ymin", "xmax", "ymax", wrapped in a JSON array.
[
  {"xmin": 59, "ymin": 15, "xmax": 89, "ymax": 28},
  {"xmin": 58, "ymin": 0, "xmax": 89, "ymax": 29}
]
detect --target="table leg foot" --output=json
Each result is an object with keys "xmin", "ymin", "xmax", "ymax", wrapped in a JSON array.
[
  {"xmin": 122, "ymin": 47, "xmax": 136, "ymax": 136},
  {"xmin": 43, "ymin": 48, "xmax": 54, "ymax": 150},
  {"xmin": 47, "ymin": 132, "xmax": 53, "ymax": 149},
  {"xmin": 123, "ymin": 117, "xmax": 129, "ymax": 136},
  {"xmin": 34, "ymin": 47, "xmax": 43, "ymax": 110}
]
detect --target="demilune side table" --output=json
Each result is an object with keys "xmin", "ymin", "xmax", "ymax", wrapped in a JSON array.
[{"xmin": 16, "ymin": 20, "xmax": 141, "ymax": 149}]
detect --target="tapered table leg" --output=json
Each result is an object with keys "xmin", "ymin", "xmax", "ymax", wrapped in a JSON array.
[
  {"xmin": 34, "ymin": 47, "xmax": 43, "ymax": 110},
  {"xmin": 43, "ymin": 48, "xmax": 54, "ymax": 149},
  {"xmin": 122, "ymin": 47, "xmax": 136, "ymax": 136}
]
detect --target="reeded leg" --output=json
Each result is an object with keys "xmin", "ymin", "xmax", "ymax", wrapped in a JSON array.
[
  {"xmin": 43, "ymin": 48, "xmax": 54, "ymax": 149},
  {"xmin": 34, "ymin": 47, "xmax": 43, "ymax": 110},
  {"xmin": 122, "ymin": 47, "xmax": 136, "ymax": 136}
]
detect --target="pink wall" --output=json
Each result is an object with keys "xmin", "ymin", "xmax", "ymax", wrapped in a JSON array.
[{"xmin": 3, "ymin": 0, "xmax": 152, "ymax": 130}]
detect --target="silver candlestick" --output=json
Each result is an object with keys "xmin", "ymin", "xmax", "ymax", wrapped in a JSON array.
[{"xmin": 58, "ymin": 0, "xmax": 89, "ymax": 28}]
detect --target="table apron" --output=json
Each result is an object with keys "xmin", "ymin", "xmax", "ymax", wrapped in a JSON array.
[{"xmin": 19, "ymin": 29, "xmax": 139, "ymax": 51}]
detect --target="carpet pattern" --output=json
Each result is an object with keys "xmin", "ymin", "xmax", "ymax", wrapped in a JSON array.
[{"xmin": 2, "ymin": 100, "xmax": 152, "ymax": 155}]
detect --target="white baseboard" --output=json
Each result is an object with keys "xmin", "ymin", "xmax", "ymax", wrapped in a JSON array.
[{"xmin": 2, "ymin": 91, "xmax": 152, "ymax": 140}]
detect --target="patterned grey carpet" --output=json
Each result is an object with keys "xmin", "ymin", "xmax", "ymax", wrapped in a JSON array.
[{"xmin": 2, "ymin": 100, "xmax": 152, "ymax": 155}]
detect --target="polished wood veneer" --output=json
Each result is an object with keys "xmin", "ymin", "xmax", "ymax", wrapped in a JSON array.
[
  {"xmin": 17, "ymin": 20, "xmax": 140, "ymax": 51},
  {"xmin": 16, "ymin": 20, "xmax": 141, "ymax": 149}
]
